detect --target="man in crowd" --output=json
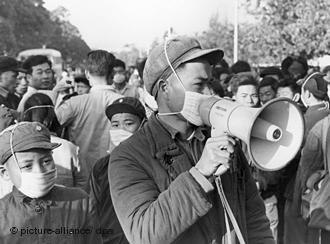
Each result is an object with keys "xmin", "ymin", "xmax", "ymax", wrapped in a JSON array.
[
  {"xmin": 15, "ymin": 71, "xmax": 28, "ymax": 99},
  {"xmin": 230, "ymin": 74, "xmax": 259, "ymax": 107},
  {"xmin": 281, "ymin": 56, "xmax": 308, "ymax": 82},
  {"xmin": 293, "ymin": 115, "xmax": 330, "ymax": 243},
  {"xmin": 0, "ymin": 56, "xmax": 26, "ymax": 109},
  {"xmin": 0, "ymin": 122, "xmax": 102, "ymax": 243},
  {"xmin": 109, "ymin": 36, "xmax": 274, "ymax": 244},
  {"xmin": 230, "ymin": 74, "xmax": 279, "ymax": 241},
  {"xmin": 276, "ymin": 78, "xmax": 301, "ymax": 102},
  {"xmin": 55, "ymin": 50, "xmax": 122, "ymax": 171},
  {"xmin": 258, "ymin": 77, "xmax": 278, "ymax": 105},
  {"xmin": 110, "ymin": 59, "xmax": 140, "ymax": 98},
  {"xmin": 17, "ymin": 55, "xmax": 54, "ymax": 112},
  {"xmin": 89, "ymin": 96, "xmax": 146, "ymax": 244},
  {"xmin": 285, "ymin": 72, "xmax": 330, "ymax": 244},
  {"xmin": 75, "ymin": 76, "xmax": 91, "ymax": 95},
  {"xmin": 322, "ymin": 65, "xmax": 330, "ymax": 99}
]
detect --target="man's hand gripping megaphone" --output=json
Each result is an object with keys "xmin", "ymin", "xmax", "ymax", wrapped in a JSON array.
[{"xmin": 195, "ymin": 133, "xmax": 236, "ymax": 177}]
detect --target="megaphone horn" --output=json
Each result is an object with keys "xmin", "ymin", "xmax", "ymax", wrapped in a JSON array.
[{"xmin": 199, "ymin": 97, "xmax": 304, "ymax": 173}]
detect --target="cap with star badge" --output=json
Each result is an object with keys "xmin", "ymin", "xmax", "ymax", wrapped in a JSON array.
[
  {"xmin": 105, "ymin": 97, "xmax": 146, "ymax": 121},
  {"xmin": 0, "ymin": 122, "xmax": 60, "ymax": 165}
]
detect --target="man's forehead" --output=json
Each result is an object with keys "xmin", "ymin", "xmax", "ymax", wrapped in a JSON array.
[
  {"xmin": 32, "ymin": 63, "xmax": 51, "ymax": 70},
  {"xmin": 111, "ymin": 113, "xmax": 139, "ymax": 121},
  {"xmin": 237, "ymin": 84, "xmax": 257, "ymax": 93},
  {"xmin": 179, "ymin": 60, "xmax": 212, "ymax": 76}
]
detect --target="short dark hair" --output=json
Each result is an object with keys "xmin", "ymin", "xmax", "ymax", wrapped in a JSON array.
[
  {"xmin": 258, "ymin": 77, "xmax": 278, "ymax": 93},
  {"xmin": 229, "ymin": 74, "xmax": 258, "ymax": 94},
  {"xmin": 86, "ymin": 50, "xmax": 115, "ymax": 77},
  {"xmin": 230, "ymin": 60, "xmax": 251, "ymax": 74},
  {"xmin": 281, "ymin": 56, "xmax": 308, "ymax": 78},
  {"xmin": 74, "ymin": 76, "xmax": 90, "ymax": 87},
  {"xmin": 277, "ymin": 78, "xmax": 300, "ymax": 94},
  {"xmin": 22, "ymin": 55, "xmax": 52, "ymax": 74},
  {"xmin": 212, "ymin": 66, "xmax": 230, "ymax": 80},
  {"xmin": 113, "ymin": 59, "xmax": 126, "ymax": 70},
  {"xmin": 22, "ymin": 93, "xmax": 60, "ymax": 133}
]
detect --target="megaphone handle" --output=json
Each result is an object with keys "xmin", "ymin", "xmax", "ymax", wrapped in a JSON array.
[{"xmin": 214, "ymin": 164, "xmax": 229, "ymax": 176}]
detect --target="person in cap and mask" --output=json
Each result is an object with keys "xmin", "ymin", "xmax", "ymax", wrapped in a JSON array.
[
  {"xmin": 22, "ymin": 93, "xmax": 88, "ymax": 188},
  {"xmin": 284, "ymin": 73, "xmax": 330, "ymax": 244},
  {"xmin": 109, "ymin": 59, "xmax": 140, "ymax": 99},
  {"xmin": 88, "ymin": 96, "xmax": 146, "ymax": 244},
  {"xmin": 299, "ymin": 72, "xmax": 330, "ymax": 139},
  {"xmin": 109, "ymin": 36, "xmax": 274, "ymax": 244},
  {"xmin": 0, "ymin": 122, "xmax": 102, "ymax": 244}
]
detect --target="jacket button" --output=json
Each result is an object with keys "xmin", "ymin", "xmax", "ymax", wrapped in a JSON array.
[{"xmin": 35, "ymin": 206, "xmax": 43, "ymax": 213}]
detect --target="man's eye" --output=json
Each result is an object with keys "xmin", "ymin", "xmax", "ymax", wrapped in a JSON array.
[
  {"xmin": 43, "ymin": 159, "xmax": 52, "ymax": 165},
  {"xmin": 112, "ymin": 124, "xmax": 119, "ymax": 128},
  {"xmin": 21, "ymin": 165, "xmax": 32, "ymax": 170}
]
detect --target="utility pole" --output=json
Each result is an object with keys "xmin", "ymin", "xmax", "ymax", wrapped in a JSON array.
[{"xmin": 233, "ymin": 0, "xmax": 239, "ymax": 63}]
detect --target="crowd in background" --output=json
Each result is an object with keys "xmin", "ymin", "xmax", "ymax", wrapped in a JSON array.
[{"xmin": 0, "ymin": 37, "xmax": 330, "ymax": 244}]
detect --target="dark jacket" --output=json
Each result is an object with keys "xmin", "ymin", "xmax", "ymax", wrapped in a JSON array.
[
  {"xmin": 109, "ymin": 114, "xmax": 274, "ymax": 244},
  {"xmin": 89, "ymin": 155, "xmax": 129, "ymax": 244},
  {"xmin": 0, "ymin": 94, "xmax": 20, "ymax": 110},
  {"xmin": 0, "ymin": 185, "xmax": 102, "ymax": 244},
  {"xmin": 286, "ymin": 103, "xmax": 329, "ymax": 202}
]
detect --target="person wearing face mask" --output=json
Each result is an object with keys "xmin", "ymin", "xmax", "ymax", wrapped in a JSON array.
[
  {"xmin": 22, "ymin": 93, "xmax": 88, "ymax": 189},
  {"xmin": 298, "ymin": 72, "xmax": 330, "ymax": 140},
  {"xmin": 87, "ymin": 96, "xmax": 146, "ymax": 244},
  {"xmin": 283, "ymin": 73, "xmax": 330, "ymax": 244},
  {"xmin": 0, "ymin": 122, "xmax": 102, "ymax": 244},
  {"xmin": 282, "ymin": 73, "xmax": 328, "ymax": 244},
  {"xmin": 108, "ymin": 36, "xmax": 274, "ymax": 244},
  {"xmin": 109, "ymin": 59, "xmax": 140, "ymax": 99}
]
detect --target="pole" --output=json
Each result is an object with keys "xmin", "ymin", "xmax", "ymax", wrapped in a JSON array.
[{"xmin": 233, "ymin": 0, "xmax": 239, "ymax": 63}]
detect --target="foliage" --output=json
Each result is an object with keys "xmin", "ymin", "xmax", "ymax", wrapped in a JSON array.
[
  {"xmin": 0, "ymin": 0, "xmax": 90, "ymax": 66},
  {"xmin": 198, "ymin": 0, "xmax": 330, "ymax": 66}
]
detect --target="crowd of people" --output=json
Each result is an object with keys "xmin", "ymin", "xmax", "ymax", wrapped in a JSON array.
[{"xmin": 0, "ymin": 35, "xmax": 330, "ymax": 244}]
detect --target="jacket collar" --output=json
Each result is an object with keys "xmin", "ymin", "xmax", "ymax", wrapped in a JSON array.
[
  {"xmin": 144, "ymin": 113, "xmax": 207, "ymax": 159},
  {"xmin": 0, "ymin": 87, "xmax": 9, "ymax": 98},
  {"xmin": 155, "ymin": 113, "xmax": 205, "ymax": 141},
  {"xmin": 90, "ymin": 85, "xmax": 114, "ymax": 92}
]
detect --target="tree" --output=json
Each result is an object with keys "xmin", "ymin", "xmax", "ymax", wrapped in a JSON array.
[
  {"xmin": 243, "ymin": 0, "xmax": 330, "ymax": 63},
  {"xmin": 199, "ymin": 0, "xmax": 330, "ymax": 66},
  {"xmin": 0, "ymin": 0, "xmax": 90, "ymax": 66},
  {"xmin": 197, "ymin": 13, "xmax": 234, "ymax": 63}
]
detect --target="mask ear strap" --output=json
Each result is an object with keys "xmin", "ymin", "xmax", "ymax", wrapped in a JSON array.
[
  {"xmin": 9, "ymin": 124, "xmax": 21, "ymax": 171},
  {"xmin": 163, "ymin": 37, "xmax": 185, "ymax": 90}
]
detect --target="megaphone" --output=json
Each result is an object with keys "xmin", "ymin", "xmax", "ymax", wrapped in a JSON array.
[{"xmin": 199, "ymin": 97, "xmax": 305, "ymax": 174}]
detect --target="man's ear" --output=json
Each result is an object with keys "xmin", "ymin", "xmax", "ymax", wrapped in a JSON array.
[
  {"xmin": 0, "ymin": 165, "xmax": 10, "ymax": 181},
  {"xmin": 157, "ymin": 79, "xmax": 169, "ymax": 98}
]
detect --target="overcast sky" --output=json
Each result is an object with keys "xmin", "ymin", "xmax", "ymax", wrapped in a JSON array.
[{"xmin": 44, "ymin": 0, "xmax": 237, "ymax": 52}]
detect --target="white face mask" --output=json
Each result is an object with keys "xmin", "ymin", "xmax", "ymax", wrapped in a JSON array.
[
  {"xmin": 18, "ymin": 168, "xmax": 57, "ymax": 198},
  {"xmin": 159, "ymin": 91, "xmax": 211, "ymax": 126},
  {"xmin": 110, "ymin": 129, "xmax": 133, "ymax": 146},
  {"xmin": 157, "ymin": 38, "xmax": 212, "ymax": 126}
]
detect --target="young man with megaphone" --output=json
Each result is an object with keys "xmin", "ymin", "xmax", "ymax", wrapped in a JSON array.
[{"xmin": 108, "ymin": 36, "xmax": 276, "ymax": 244}]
